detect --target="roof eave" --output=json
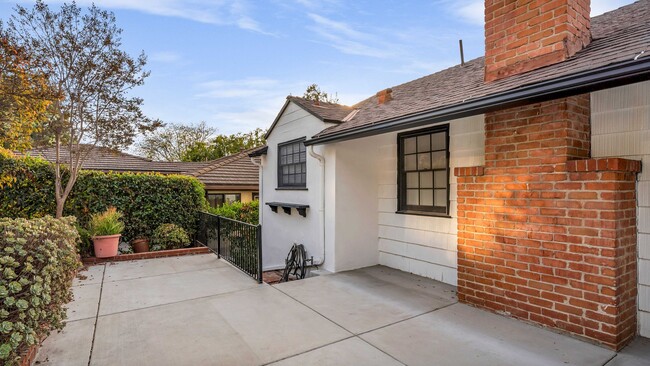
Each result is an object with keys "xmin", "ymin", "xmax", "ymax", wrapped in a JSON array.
[
  {"xmin": 264, "ymin": 99, "xmax": 293, "ymax": 140},
  {"xmin": 305, "ymin": 56, "xmax": 650, "ymax": 146},
  {"xmin": 248, "ymin": 146, "xmax": 268, "ymax": 157}
]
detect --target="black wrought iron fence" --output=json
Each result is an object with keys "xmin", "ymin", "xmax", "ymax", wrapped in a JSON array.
[{"xmin": 195, "ymin": 212, "xmax": 262, "ymax": 283}]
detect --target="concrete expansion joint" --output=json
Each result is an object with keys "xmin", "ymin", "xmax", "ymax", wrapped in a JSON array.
[
  {"xmin": 268, "ymin": 281, "xmax": 459, "ymax": 366},
  {"xmin": 87, "ymin": 264, "xmax": 106, "ymax": 366},
  {"xmin": 97, "ymin": 283, "xmax": 267, "ymax": 319},
  {"xmin": 101, "ymin": 265, "xmax": 231, "ymax": 284}
]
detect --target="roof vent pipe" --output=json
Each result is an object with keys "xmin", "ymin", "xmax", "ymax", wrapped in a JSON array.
[{"xmin": 459, "ymin": 39, "xmax": 465, "ymax": 66}]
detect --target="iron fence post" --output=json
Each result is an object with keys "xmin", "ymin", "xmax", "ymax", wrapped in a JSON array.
[
  {"xmin": 216, "ymin": 215, "xmax": 221, "ymax": 259},
  {"xmin": 256, "ymin": 224, "xmax": 263, "ymax": 283}
]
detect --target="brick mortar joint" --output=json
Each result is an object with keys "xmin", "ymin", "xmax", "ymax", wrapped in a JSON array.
[
  {"xmin": 454, "ymin": 166, "xmax": 486, "ymax": 177},
  {"xmin": 566, "ymin": 158, "xmax": 642, "ymax": 173},
  {"xmin": 81, "ymin": 247, "xmax": 211, "ymax": 265}
]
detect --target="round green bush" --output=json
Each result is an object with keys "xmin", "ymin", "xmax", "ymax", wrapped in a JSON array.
[
  {"xmin": 0, "ymin": 216, "xmax": 81, "ymax": 365},
  {"xmin": 150, "ymin": 224, "xmax": 190, "ymax": 251}
]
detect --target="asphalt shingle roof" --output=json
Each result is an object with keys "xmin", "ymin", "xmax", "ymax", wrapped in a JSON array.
[
  {"xmin": 309, "ymin": 0, "xmax": 650, "ymax": 139},
  {"xmin": 286, "ymin": 96, "xmax": 355, "ymax": 123}
]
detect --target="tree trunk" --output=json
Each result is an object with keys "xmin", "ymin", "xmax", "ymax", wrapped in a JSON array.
[{"xmin": 55, "ymin": 196, "xmax": 64, "ymax": 218}]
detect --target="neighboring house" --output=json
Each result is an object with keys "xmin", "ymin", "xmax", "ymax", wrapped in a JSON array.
[
  {"xmin": 20, "ymin": 145, "xmax": 263, "ymax": 207},
  {"xmin": 252, "ymin": 0, "xmax": 650, "ymax": 351}
]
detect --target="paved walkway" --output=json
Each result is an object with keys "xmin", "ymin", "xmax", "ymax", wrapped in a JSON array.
[{"xmin": 36, "ymin": 254, "xmax": 649, "ymax": 365}]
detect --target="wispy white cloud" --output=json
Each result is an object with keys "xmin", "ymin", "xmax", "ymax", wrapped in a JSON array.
[
  {"xmin": 194, "ymin": 77, "xmax": 306, "ymax": 134},
  {"xmin": 306, "ymin": 13, "xmax": 396, "ymax": 58},
  {"xmin": 193, "ymin": 76, "xmax": 370, "ymax": 133},
  {"xmin": 291, "ymin": 0, "xmax": 342, "ymax": 11},
  {"xmin": 30, "ymin": 0, "xmax": 270, "ymax": 34},
  {"xmin": 197, "ymin": 78, "xmax": 281, "ymax": 99},
  {"xmin": 443, "ymin": 0, "xmax": 634, "ymax": 25},
  {"xmin": 303, "ymin": 12, "xmax": 463, "ymax": 76},
  {"xmin": 455, "ymin": 1, "xmax": 483, "ymax": 25},
  {"xmin": 150, "ymin": 51, "xmax": 182, "ymax": 64}
]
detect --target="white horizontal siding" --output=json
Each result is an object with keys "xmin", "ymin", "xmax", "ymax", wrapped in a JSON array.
[
  {"xmin": 591, "ymin": 80, "xmax": 650, "ymax": 337},
  {"xmin": 641, "ymin": 234, "xmax": 650, "ymax": 261},
  {"xmin": 376, "ymin": 115, "xmax": 484, "ymax": 286}
]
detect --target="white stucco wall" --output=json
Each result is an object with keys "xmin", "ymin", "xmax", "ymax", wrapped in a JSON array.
[
  {"xmin": 591, "ymin": 80, "xmax": 650, "ymax": 337},
  {"xmin": 375, "ymin": 115, "xmax": 485, "ymax": 286},
  {"xmin": 260, "ymin": 102, "xmax": 337, "ymax": 271},
  {"xmin": 328, "ymin": 137, "xmax": 381, "ymax": 271}
]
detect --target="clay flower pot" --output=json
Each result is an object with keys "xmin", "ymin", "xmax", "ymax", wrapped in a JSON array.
[
  {"xmin": 93, "ymin": 234, "xmax": 121, "ymax": 258},
  {"xmin": 132, "ymin": 238, "xmax": 150, "ymax": 253}
]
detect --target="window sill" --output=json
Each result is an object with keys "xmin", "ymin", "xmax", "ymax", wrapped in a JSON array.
[
  {"xmin": 276, "ymin": 187, "xmax": 308, "ymax": 191},
  {"xmin": 395, "ymin": 210, "xmax": 451, "ymax": 218}
]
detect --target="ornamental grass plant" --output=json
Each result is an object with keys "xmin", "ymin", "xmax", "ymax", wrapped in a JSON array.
[{"xmin": 88, "ymin": 207, "xmax": 125, "ymax": 237}]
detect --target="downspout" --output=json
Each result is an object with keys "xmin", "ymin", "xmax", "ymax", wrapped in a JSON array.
[
  {"xmin": 250, "ymin": 157, "xmax": 264, "ymax": 226},
  {"xmin": 308, "ymin": 145, "xmax": 326, "ymax": 267}
]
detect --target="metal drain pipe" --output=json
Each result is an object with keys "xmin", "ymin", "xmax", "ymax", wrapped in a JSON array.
[
  {"xmin": 308, "ymin": 145, "xmax": 326, "ymax": 267},
  {"xmin": 250, "ymin": 156, "xmax": 264, "ymax": 226}
]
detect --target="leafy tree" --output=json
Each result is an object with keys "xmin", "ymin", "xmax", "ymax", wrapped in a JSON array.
[
  {"xmin": 303, "ymin": 83, "xmax": 339, "ymax": 104},
  {"xmin": 137, "ymin": 121, "xmax": 215, "ymax": 161},
  {"xmin": 6, "ymin": 1, "xmax": 160, "ymax": 217},
  {"xmin": 182, "ymin": 128, "xmax": 266, "ymax": 162},
  {"xmin": 0, "ymin": 31, "xmax": 51, "ymax": 153}
]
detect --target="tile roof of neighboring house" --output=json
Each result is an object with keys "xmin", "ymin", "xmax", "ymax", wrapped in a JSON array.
[
  {"xmin": 17, "ymin": 146, "xmax": 209, "ymax": 173},
  {"xmin": 17, "ymin": 145, "xmax": 265, "ymax": 189},
  {"xmin": 305, "ymin": 0, "xmax": 650, "ymax": 140},
  {"xmin": 189, "ymin": 146, "xmax": 263, "ymax": 187}
]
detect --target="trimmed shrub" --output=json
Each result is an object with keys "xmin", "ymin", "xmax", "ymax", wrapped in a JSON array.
[
  {"xmin": 0, "ymin": 155, "xmax": 208, "ymax": 242},
  {"xmin": 150, "ymin": 224, "xmax": 190, "ymax": 251},
  {"xmin": 0, "ymin": 154, "xmax": 56, "ymax": 219},
  {"xmin": 209, "ymin": 200, "xmax": 259, "ymax": 225},
  {"xmin": 0, "ymin": 216, "xmax": 81, "ymax": 365}
]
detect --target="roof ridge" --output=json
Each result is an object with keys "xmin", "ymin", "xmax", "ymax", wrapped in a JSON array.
[
  {"xmin": 287, "ymin": 95, "xmax": 349, "ymax": 108},
  {"xmin": 189, "ymin": 146, "xmax": 262, "ymax": 177}
]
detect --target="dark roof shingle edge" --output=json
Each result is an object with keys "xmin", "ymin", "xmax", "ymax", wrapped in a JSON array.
[
  {"xmin": 264, "ymin": 96, "xmax": 354, "ymax": 139},
  {"xmin": 306, "ymin": 0, "xmax": 650, "ymax": 144}
]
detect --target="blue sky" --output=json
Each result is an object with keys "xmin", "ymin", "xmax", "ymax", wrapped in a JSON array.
[{"xmin": 0, "ymin": 0, "xmax": 634, "ymax": 135}]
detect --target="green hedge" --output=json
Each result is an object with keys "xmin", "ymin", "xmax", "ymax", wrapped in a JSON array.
[
  {"xmin": 0, "ymin": 154, "xmax": 208, "ymax": 242},
  {"xmin": 0, "ymin": 216, "xmax": 82, "ymax": 365},
  {"xmin": 208, "ymin": 200, "xmax": 259, "ymax": 225}
]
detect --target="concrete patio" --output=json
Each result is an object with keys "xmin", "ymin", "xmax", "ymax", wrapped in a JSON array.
[{"xmin": 35, "ymin": 254, "xmax": 649, "ymax": 365}]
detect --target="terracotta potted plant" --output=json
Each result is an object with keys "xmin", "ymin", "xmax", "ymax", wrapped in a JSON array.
[
  {"xmin": 89, "ymin": 207, "xmax": 125, "ymax": 258},
  {"xmin": 131, "ymin": 236, "xmax": 150, "ymax": 253}
]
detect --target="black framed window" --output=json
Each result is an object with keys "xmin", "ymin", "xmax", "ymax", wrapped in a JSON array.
[
  {"xmin": 252, "ymin": 192, "xmax": 259, "ymax": 200},
  {"xmin": 278, "ymin": 138, "xmax": 307, "ymax": 188},
  {"xmin": 206, "ymin": 193, "xmax": 241, "ymax": 208},
  {"xmin": 398, "ymin": 125, "xmax": 449, "ymax": 215}
]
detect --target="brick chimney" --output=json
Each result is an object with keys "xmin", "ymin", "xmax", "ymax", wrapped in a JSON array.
[
  {"xmin": 377, "ymin": 88, "xmax": 393, "ymax": 105},
  {"xmin": 484, "ymin": 0, "xmax": 592, "ymax": 82},
  {"xmin": 454, "ymin": 0, "xmax": 641, "ymax": 351}
]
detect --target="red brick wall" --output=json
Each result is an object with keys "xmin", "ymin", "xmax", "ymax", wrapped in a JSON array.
[
  {"xmin": 455, "ymin": 96, "xmax": 640, "ymax": 350},
  {"xmin": 485, "ymin": 0, "xmax": 591, "ymax": 82}
]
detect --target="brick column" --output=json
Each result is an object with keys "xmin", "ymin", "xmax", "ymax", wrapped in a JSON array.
[{"xmin": 455, "ymin": 95, "xmax": 641, "ymax": 350}]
